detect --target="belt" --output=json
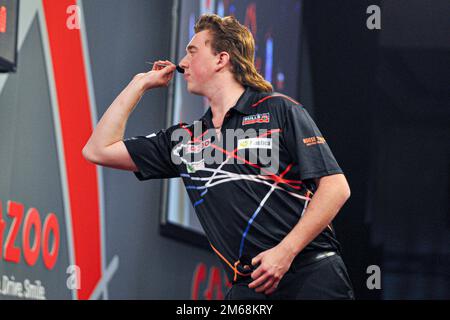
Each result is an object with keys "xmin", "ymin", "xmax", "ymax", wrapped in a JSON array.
[
  {"xmin": 232, "ymin": 250, "xmax": 337, "ymax": 284},
  {"xmin": 289, "ymin": 250, "xmax": 337, "ymax": 272}
]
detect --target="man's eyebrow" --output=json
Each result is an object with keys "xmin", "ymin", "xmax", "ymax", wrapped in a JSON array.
[{"xmin": 186, "ymin": 45, "xmax": 198, "ymax": 52}]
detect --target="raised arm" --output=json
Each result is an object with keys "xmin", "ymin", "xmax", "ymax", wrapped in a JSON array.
[{"xmin": 82, "ymin": 61, "xmax": 177, "ymax": 170}]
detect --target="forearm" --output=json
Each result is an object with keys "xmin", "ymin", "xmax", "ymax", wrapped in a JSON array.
[
  {"xmin": 279, "ymin": 174, "xmax": 351, "ymax": 258},
  {"xmin": 84, "ymin": 78, "xmax": 145, "ymax": 151}
]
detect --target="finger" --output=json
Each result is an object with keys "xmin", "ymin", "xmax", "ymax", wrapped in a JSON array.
[
  {"xmin": 255, "ymin": 278, "xmax": 275, "ymax": 293},
  {"xmin": 265, "ymin": 280, "xmax": 280, "ymax": 295},
  {"xmin": 166, "ymin": 68, "xmax": 177, "ymax": 82},
  {"xmin": 251, "ymin": 254, "xmax": 262, "ymax": 267},
  {"xmin": 165, "ymin": 76, "xmax": 174, "ymax": 86},
  {"xmin": 164, "ymin": 60, "xmax": 176, "ymax": 67},
  {"xmin": 248, "ymin": 271, "xmax": 270, "ymax": 289},
  {"xmin": 162, "ymin": 64, "xmax": 177, "ymax": 74},
  {"xmin": 159, "ymin": 60, "xmax": 175, "ymax": 69},
  {"xmin": 152, "ymin": 60, "xmax": 161, "ymax": 71},
  {"xmin": 154, "ymin": 60, "xmax": 167, "ymax": 71},
  {"xmin": 250, "ymin": 265, "xmax": 265, "ymax": 281}
]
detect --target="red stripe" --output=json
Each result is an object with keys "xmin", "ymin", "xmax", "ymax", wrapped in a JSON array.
[
  {"xmin": 210, "ymin": 143, "xmax": 302, "ymax": 189},
  {"xmin": 191, "ymin": 128, "xmax": 302, "ymax": 188},
  {"xmin": 43, "ymin": 0, "xmax": 102, "ymax": 300},
  {"xmin": 251, "ymin": 94, "xmax": 301, "ymax": 107}
]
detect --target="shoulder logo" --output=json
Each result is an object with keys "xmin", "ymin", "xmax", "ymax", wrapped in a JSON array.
[
  {"xmin": 242, "ymin": 113, "xmax": 270, "ymax": 126},
  {"xmin": 303, "ymin": 136, "xmax": 326, "ymax": 146}
]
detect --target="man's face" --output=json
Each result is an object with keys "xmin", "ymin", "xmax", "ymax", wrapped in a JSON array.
[{"xmin": 179, "ymin": 30, "xmax": 218, "ymax": 96}]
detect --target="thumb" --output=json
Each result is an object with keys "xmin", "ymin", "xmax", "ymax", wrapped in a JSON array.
[
  {"xmin": 252, "ymin": 254, "xmax": 263, "ymax": 267},
  {"xmin": 161, "ymin": 64, "xmax": 176, "ymax": 75}
]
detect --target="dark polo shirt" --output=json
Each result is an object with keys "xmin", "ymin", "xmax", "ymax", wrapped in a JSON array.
[{"xmin": 124, "ymin": 87, "xmax": 344, "ymax": 282}]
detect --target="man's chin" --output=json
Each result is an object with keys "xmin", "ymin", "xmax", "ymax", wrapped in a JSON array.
[{"xmin": 186, "ymin": 85, "xmax": 202, "ymax": 96}]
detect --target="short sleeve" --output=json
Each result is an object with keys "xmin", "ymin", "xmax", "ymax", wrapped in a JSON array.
[
  {"xmin": 123, "ymin": 125, "xmax": 180, "ymax": 181},
  {"xmin": 283, "ymin": 105, "xmax": 343, "ymax": 181}
]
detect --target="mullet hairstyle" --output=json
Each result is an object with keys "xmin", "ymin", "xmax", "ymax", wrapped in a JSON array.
[{"xmin": 194, "ymin": 14, "xmax": 273, "ymax": 93}]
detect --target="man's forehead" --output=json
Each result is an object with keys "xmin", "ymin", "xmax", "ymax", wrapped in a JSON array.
[{"xmin": 186, "ymin": 30, "xmax": 212, "ymax": 49}]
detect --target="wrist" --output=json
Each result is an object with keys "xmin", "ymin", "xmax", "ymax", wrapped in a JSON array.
[
  {"xmin": 129, "ymin": 77, "xmax": 148, "ymax": 96},
  {"xmin": 278, "ymin": 240, "xmax": 299, "ymax": 261}
]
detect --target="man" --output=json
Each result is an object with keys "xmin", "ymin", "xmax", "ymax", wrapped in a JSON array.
[{"xmin": 83, "ymin": 14, "xmax": 354, "ymax": 299}]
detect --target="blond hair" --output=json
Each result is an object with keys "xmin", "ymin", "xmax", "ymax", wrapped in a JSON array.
[{"xmin": 194, "ymin": 14, "xmax": 273, "ymax": 93}]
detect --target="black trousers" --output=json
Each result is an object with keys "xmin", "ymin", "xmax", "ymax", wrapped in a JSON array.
[{"xmin": 225, "ymin": 254, "xmax": 355, "ymax": 300}]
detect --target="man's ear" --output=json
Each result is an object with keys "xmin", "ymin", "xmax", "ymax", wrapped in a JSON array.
[{"xmin": 216, "ymin": 51, "xmax": 230, "ymax": 71}]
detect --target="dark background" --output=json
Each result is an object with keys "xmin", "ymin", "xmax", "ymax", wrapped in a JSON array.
[
  {"xmin": 302, "ymin": 0, "xmax": 450, "ymax": 299},
  {"xmin": 0, "ymin": 0, "xmax": 448, "ymax": 299}
]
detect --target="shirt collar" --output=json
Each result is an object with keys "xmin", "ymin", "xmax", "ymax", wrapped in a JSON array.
[
  {"xmin": 200, "ymin": 86, "xmax": 256, "ymax": 125},
  {"xmin": 230, "ymin": 86, "xmax": 255, "ymax": 115}
]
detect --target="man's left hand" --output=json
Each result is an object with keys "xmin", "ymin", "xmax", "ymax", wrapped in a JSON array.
[{"xmin": 248, "ymin": 244, "xmax": 296, "ymax": 295}]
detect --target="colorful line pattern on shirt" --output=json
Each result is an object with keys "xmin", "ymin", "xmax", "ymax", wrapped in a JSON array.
[{"xmin": 174, "ymin": 126, "xmax": 313, "ymax": 276}]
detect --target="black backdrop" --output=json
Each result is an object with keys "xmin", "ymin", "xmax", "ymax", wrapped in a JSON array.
[{"xmin": 303, "ymin": 0, "xmax": 450, "ymax": 299}]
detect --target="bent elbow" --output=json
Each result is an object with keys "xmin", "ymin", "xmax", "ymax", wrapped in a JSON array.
[
  {"xmin": 345, "ymin": 188, "xmax": 351, "ymax": 200},
  {"xmin": 82, "ymin": 145, "xmax": 99, "ymax": 164},
  {"xmin": 343, "ymin": 184, "xmax": 351, "ymax": 201}
]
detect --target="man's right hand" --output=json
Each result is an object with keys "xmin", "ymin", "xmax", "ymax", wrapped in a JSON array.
[{"xmin": 133, "ymin": 60, "xmax": 177, "ymax": 92}]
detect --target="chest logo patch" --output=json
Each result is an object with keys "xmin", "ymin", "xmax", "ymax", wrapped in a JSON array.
[
  {"xmin": 237, "ymin": 137, "xmax": 272, "ymax": 150},
  {"xmin": 184, "ymin": 138, "xmax": 211, "ymax": 154},
  {"xmin": 242, "ymin": 113, "xmax": 270, "ymax": 125}
]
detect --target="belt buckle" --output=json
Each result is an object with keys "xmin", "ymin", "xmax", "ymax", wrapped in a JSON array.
[
  {"xmin": 290, "ymin": 251, "xmax": 337, "ymax": 272},
  {"xmin": 315, "ymin": 251, "xmax": 336, "ymax": 260}
]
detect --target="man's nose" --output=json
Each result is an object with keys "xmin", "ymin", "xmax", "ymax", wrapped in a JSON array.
[{"xmin": 179, "ymin": 56, "xmax": 188, "ymax": 69}]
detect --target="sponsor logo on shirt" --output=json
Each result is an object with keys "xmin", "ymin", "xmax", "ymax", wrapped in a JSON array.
[
  {"xmin": 303, "ymin": 136, "xmax": 326, "ymax": 146},
  {"xmin": 237, "ymin": 138, "xmax": 272, "ymax": 150},
  {"xmin": 170, "ymin": 123, "xmax": 281, "ymax": 175},
  {"xmin": 186, "ymin": 160, "xmax": 205, "ymax": 173},
  {"xmin": 184, "ymin": 138, "xmax": 211, "ymax": 154},
  {"xmin": 242, "ymin": 113, "xmax": 270, "ymax": 125}
]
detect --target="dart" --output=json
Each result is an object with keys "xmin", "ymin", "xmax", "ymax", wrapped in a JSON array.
[{"xmin": 145, "ymin": 62, "xmax": 185, "ymax": 74}]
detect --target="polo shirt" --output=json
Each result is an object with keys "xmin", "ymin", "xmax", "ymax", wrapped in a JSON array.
[{"xmin": 123, "ymin": 87, "xmax": 344, "ymax": 282}]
